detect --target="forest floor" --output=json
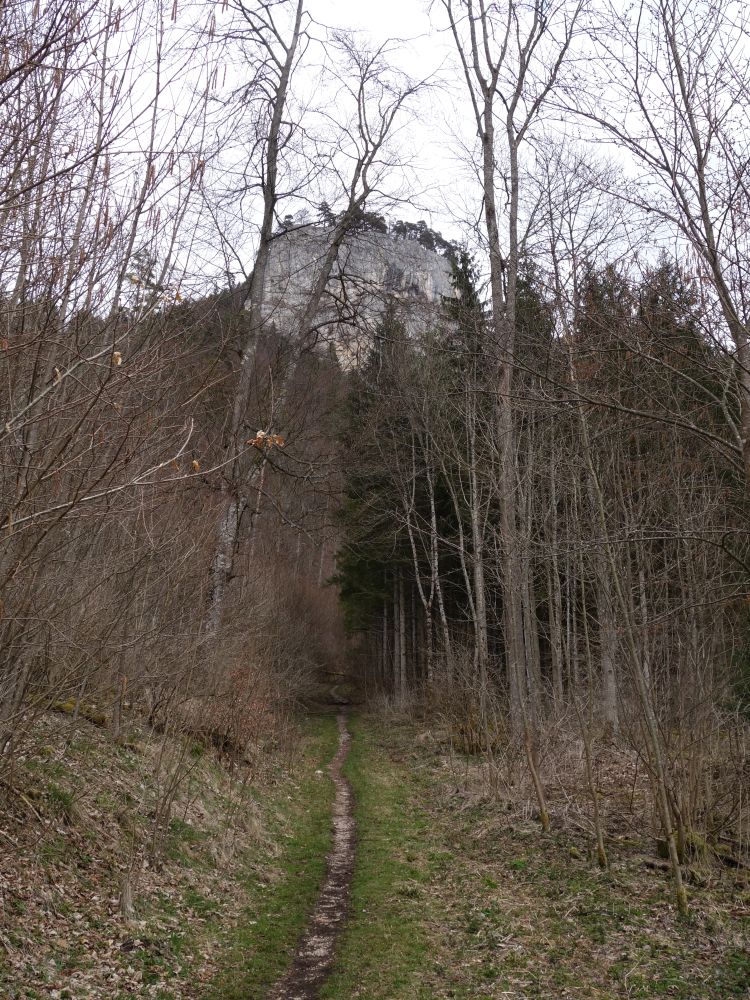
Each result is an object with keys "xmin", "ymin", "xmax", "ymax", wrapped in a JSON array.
[
  {"xmin": 320, "ymin": 715, "xmax": 750, "ymax": 1000},
  {"xmin": 1, "ymin": 709, "xmax": 748, "ymax": 999},
  {"xmin": 0, "ymin": 709, "xmax": 340, "ymax": 999}
]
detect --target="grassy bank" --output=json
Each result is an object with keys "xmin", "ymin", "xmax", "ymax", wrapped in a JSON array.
[
  {"xmin": 0, "ymin": 710, "xmax": 338, "ymax": 999},
  {"xmin": 5, "ymin": 711, "xmax": 746, "ymax": 998},
  {"xmin": 207, "ymin": 711, "xmax": 338, "ymax": 999},
  {"xmin": 325, "ymin": 715, "xmax": 750, "ymax": 999}
]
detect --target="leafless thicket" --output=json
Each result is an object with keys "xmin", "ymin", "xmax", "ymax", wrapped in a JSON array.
[
  {"xmin": 0, "ymin": 0, "xmax": 416, "ymax": 835},
  {"xmin": 338, "ymin": 0, "xmax": 750, "ymax": 915},
  {"xmin": 2, "ymin": 0, "xmax": 749, "ymax": 924}
]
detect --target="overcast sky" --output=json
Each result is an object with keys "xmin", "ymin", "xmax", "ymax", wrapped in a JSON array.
[
  {"xmin": 306, "ymin": 1, "xmax": 478, "ymax": 241},
  {"xmin": 312, "ymin": 0, "xmax": 424, "ymax": 37},
  {"xmin": 198, "ymin": 0, "xmax": 714, "ymax": 283}
]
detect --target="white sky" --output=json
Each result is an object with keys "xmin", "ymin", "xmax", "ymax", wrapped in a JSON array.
[
  {"xmin": 149, "ymin": 0, "xmax": 746, "ymax": 292},
  {"xmin": 310, "ymin": 0, "xmax": 436, "ymax": 42},
  {"xmin": 306, "ymin": 0, "xmax": 475, "ymax": 242}
]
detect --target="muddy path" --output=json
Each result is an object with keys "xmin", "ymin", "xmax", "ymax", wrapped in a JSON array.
[{"xmin": 269, "ymin": 712, "xmax": 355, "ymax": 1000}]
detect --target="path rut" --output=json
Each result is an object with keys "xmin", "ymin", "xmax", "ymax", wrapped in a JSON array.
[{"xmin": 269, "ymin": 712, "xmax": 355, "ymax": 1000}]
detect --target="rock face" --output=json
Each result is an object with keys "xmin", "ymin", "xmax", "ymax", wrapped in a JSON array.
[{"xmin": 261, "ymin": 226, "xmax": 455, "ymax": 363}]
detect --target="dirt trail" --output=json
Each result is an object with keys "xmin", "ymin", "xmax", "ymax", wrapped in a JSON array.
[{"xmin": 269, "ymin": 712, "xmax": 355, "ymax": 1000}]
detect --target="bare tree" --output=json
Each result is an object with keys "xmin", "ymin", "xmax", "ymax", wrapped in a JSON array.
[
  {"xmin": 0, "ymin": 0, "xmax": 225, "ymax": 756},
  {"xmin": 440, "ymin": 0, "xmax": 585, "ymax": 725},
  {"xmin": 206, "ymin": 5, "xmax": 421, "ymax": 633},
  {"xmin": 580, "ymin": 0, "xmax": 750, "ymax": 485}
]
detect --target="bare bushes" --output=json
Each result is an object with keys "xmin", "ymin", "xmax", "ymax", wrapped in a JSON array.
[
  {"xmin": 428, "ymin": 648, "xmax": 506, "ymax": 756},
  {"xmin": 420, "ymin": 658, "xmax": 750, "ymax": 871},
  {"xmin": 0, "ymin": 0, "xmax": 355, "ymax": 784},
  {"xmin": 150, "ymin": 543, "xmax": 350, "ymax": 761}
]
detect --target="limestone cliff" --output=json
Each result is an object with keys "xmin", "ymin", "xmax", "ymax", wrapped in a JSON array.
[{"xmin": 260, "ymin": 225, "xmax": 455, "ymax": 362}]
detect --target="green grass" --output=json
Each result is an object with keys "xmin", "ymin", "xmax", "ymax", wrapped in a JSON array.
[
  {"xmin": 319, "ymin": 717, "xmax": 750, "ymax": 1000},
  {"xmin": 714, "ymin": 947, "xmax": 750, "ymax": 996},
  {"xmin": 206, "ymin": 712, "xmax": 339, "ymax": 1000},
  {"xmin": 164, "ymin": 816, "xmax": 206, "ymax": 864},
  {"xmin": 46, "ymin": 781, "xmax": 76, "ymax": 820},
  {"xmin": 15, "ymin": 710, "xmax": 746, "ymax": 999},
  {"xmin": 321, "ymin": 716, "xmax": 441, "ymax": 1000},
  {"xmin": 2, "ymin": 712, "xmax": 346, "ymax": 1000}
]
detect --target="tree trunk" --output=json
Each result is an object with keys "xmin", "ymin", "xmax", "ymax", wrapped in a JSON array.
[{"xmin": 398, "ymin": 569, "xmax": 407, "ymax": 705}]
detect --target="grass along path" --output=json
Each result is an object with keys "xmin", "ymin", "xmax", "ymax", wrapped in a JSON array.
[
  {"xmin": 0, "ymin": 709, "xmax": 339, "ymax": 999},
  {"xmin": 320, "ymin": 715, "xmax": 444, "ymax": 999},
  {"xmin": 269, "ymin": 712, "xmax": 355, "ymax": 1000},
  {"xmin": 207, "ymin": 711, "xmax": 339, "ymax": 1000},
  {"xmin": 24, "ymin": 707, "xmax": 737, "ymax": 998},
  {"xmin": 322, "ymin": 715, "xmax": 750, "ymax": 1000}
]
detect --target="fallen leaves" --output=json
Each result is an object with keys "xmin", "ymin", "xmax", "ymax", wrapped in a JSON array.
[{"xmin": 0, "ymin": 713, "xmax": 284, "ymax": 999}]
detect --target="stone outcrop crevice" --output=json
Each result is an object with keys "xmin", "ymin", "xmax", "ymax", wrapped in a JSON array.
[{"xmin": 260, "ymin": 226, "xmax": 455, "ymax": 363}]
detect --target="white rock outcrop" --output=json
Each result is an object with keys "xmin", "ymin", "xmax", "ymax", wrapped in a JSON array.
[{"xmin": 260, "ymin": 226, "xmax": 455, "ymax": 363}]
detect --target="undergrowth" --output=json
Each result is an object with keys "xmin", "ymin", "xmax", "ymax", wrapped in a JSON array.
[
  {"xmin": 324, "ymin": 714, "xmax": 750, "ymax": 1000},
  {"xmin": 0, "ymin": 710, "xmax": 338, "ymax": 999}
]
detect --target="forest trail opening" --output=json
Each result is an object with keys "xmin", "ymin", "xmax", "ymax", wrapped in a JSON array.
[{"xmin": 269, "ymin": 712, "xmax": 355, "ymax": 1000}]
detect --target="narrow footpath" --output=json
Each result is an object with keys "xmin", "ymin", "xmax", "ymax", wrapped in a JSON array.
[{"xmin": 269, "ymin": 713, "xmax": 355, "ymax": 1000}]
